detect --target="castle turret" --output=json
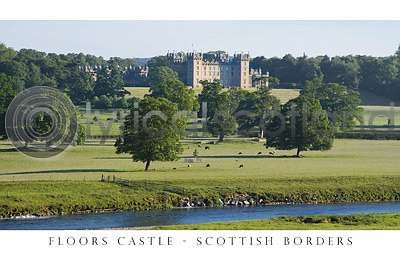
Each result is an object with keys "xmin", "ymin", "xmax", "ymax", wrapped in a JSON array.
[{"xmin": 187, "ymin": 52, "xmax": 203, "ymax": 87}]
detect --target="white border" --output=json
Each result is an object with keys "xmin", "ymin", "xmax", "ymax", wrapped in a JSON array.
[
  {"xmin": 0, "ymin": 0, "xmax": 400, "ymax": 20},
  {"xmin": 1, "ymin": 1, "xmax": 400, "ymax": 262},
  {"xmin": 0, "ymin": 230, "xmax": 398, "ymax": 263}
]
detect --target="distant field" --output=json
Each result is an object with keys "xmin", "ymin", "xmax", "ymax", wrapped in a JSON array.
[
  {"xmin": 125, "ymin": 87, "xmax": 150, "ymax": 99},
  {"xmin": 270, "ymin": 89, "xmax": 300, "ymax": 104},
  {"xmin": 125, "ymin": 86, "xmax": 300, "ymax": 104},
  {"xmin": 154, "ymin": 214, "xmax": 400, "ymax": 230},
  {"xmin": 78, "ymin": 109, "xmax": 123, "ymax": 137}
]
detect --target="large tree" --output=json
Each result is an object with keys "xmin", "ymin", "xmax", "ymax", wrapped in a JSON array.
[
  {"xmin": 93, "ymin": 63, "xmax": 126, "ymax": 97},
  {"xmin": 199, "ymin": 81, "xmax": 238, "ymax": 141},
  {"xmin": 115, "ymin": 96, "xmax": 185, "ymax": 171},
  {"xmin": 148, "ymin": 66, "xmax": 198, "ymax": 111},
  {"xmin": 0, "ymin": 74, "xmax": 19, "ymax": 138},
  {"xmin": 65, "ymin": 65, "xmax": 95, "ymax": 105},
  {"xmin": 198, "ymin": 80, "xmax": 224, "ymax": 119},
  {"xmin": 207, "ymin": 91, "xmax": 238, "ymax": 142},
  {"xmin": 233, "ymin": 86, "xmax": 280, "ymax": 138},
  {"xmin": 301, "ymin": 78, "xmax": 362, "ymax": 130},
  {"xmin": 266, "ymin": 95, "xmax": 334, "ymax": 157}
]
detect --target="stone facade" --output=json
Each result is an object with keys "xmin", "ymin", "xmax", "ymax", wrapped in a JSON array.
[{"xmin": 167, "ymin": 51, "xmax": 253, "ymax": 88}]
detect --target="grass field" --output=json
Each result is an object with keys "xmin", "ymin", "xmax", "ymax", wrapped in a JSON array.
[
  {"xmin": 78, "ymin": 109, "xmax": 123, "ymax": 137},
  {"xmin": 125, "ymin": 86, "xmax": 300, "ymax": 104},
  {"xmin": 125, "ymin": 87, "xmax": 151, "ymax": 99},
  {"xmin": 1, "ymin": 139, "xmax": 400, "ymax": 217},
  {"xmin": 153, "ymin": 214, "xmax": 400, "ymax": 230}
]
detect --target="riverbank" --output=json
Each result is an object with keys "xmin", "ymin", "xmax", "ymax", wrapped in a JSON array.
[
  {"xmin": 1, "ymin": 179, "xmax": 400, "ymax": 219},
  {"xmin": 153, "ymin": 214, "xmax": 400, "ymax": 230}
]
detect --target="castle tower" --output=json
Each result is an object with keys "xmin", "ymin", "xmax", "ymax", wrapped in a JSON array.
[
  {"xmin": 187, "ymin": 52, "xmax": 203, "ymax": 87},
  {"xmin": 232, "ymin": 53, "xmax": 251, "ymax": 88}
]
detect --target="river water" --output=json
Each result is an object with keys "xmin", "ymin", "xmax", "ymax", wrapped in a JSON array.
[{"xmin": 1, "ymin": 202, "xmax": 400, "ymax": 230}]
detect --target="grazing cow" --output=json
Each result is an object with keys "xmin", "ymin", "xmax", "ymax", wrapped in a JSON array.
[
  {"xmin": 269, "ymin": 151, "xmax": 275, "ymax": 155},
  {"xmin": 257, "ymin": 152, "xmax": 262, "ymax": 155},
  {"xmin": 206, "ymin": 164, "xmax": 210, "ymax": 168},
  {"xmin": 238, "ymin": 152, "xmax": 242, "ymax": 155},
  {"xmin": 173, "ymin": 167, "xmax": 177, "ymax": 170},
  {"xmin": 197, "ymin": 144, "xmax": 202, "ymax": 148},
  {"xmin": 205, "ymin": 146, "xmax": 210, "ymax": 150},
  {"xmin": 239, "ymin": 164, "xmax": 244, "ymax": 168},
  {"xmin": 187, "ymin": 164, "xmax": 191, "ymax": 168}
]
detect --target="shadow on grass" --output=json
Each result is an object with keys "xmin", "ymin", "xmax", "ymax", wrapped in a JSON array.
[
  {"xmin": 0, "ymin": 148, "xmax": 18, "ymax": 153},
  {"xmin": 94, "ymin": 157, "xmax": 131, "ymax": 160},
  {"xmin": 94, "ymin": 155, "xmax": 300, "ymax": 160},
  {"xmin": 182, "ymin": 155, "xmax": 300, "ymax": 159},
  {"xmin": 0, "ymin": 168, "xmax": 131, "ymax": 176}
]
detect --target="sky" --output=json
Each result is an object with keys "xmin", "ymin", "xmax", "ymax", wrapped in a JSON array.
[{"xmin": 0, "ymin": 21, "xmax": 399, "ymax": 58}]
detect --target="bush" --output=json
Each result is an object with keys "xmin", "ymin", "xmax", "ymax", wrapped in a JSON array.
[{"xmin": 76, "ymin": 124, "xmax": 86, "ymax": 145}]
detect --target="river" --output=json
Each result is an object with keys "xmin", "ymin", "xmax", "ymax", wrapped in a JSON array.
[{"xmin": 1, "ymin": 202, "xmax": 400, "ymax": 230}]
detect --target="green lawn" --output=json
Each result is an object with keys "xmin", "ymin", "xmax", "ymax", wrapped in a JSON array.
[
  {"xmin": 125, "ymin": 86, "xmax": 300, "ymax": 105},
  {"xmin": 125, "ymin": 87, "xmax": 150, "ymax": 99},
  {"xmin": 1, "ymin": 139, "xmax": 400, "ymax": 182},
  {"xmin": 1, "ymin": 139, "xmax": 400, "ymax": 217},
  {"xmin": 153, "ymin": 214, "xmax": 400, "ymax": 230}
]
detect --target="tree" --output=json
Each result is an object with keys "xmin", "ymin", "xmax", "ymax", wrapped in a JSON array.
[
  {"xmin": 93, "ymin": 63, "xmax": 126, "ymax": 97},
  {"xmin": 75, "ymin": 124, "xmax": 86, "ymax": 145},
  {"xmin": 199, "ymin": 81, "xmax": 238, "ymax": 141},
  {"xmin": 0, "ymin": 43, "xmax": 17, "ymax": 61},
  {"xmin": 0, "ymin": 74, "xmax": 19, "ymax": 138},
  {"xmin": 32, "ymin": 112, "xmax": 53, "ymax": 136},
  {"xmin": 207, "ymin": 91, "xmax": 238, "ymax": 141},
  {"xmin": 301, "ymin": 78, "xmax": 361, "ymax": 130},
  {"xmin": 320, "ymin": 56, "xmax": 360, "ymax": 89},
  {"xmin": 396, "ymin": 44, "xmax": 400, "ymax": 58},
  {"xmin": 65, "ymin": 65, "xmax": 95, "ymax": 105},
  {"xmin": 266, "ymin": 95, "xmax": 334, "ymax": 157},
  {"xmin": 115, "ymin": 96, "xmax": 185, "ymax": 171},
  {"xmin": 148, "ymin": 66, "xmax": 198, "ymax": 111},
  {"xmin": 198, "ymin": 80, "xmax": 224, "ymax": 119},
  {"xmin": 147, "ymin": 56, "xmax": 170, "ymax": 68},
  {"xmin": 95, "ymin": 95, "xmax": 112, "ymax": 109},
  {"xmin": 232, "ymin": 86, "xmax": 280, "ymax": 138}
]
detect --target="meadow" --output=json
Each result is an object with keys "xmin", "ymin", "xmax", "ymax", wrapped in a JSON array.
[
  {"xmin": 1, "ymin": 139, "xmax": 400, "ymax": 217},
  {"xmin": 125, "ymin": 86, "xmax": 300, "ymax": 103}
]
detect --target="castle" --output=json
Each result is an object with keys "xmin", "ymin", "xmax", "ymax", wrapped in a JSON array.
[{"xmin": 166, "ymin": 51, "xmax": 267, "ymax": 88}]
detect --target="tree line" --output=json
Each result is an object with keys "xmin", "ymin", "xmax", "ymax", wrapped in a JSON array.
[
  {"xmin": 0, "ymin": 43, "xmax": 134, "ymax": 108},
  {"xmin": 251, "ymin": 46, "xmax": 400, "ymax": 101}
]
